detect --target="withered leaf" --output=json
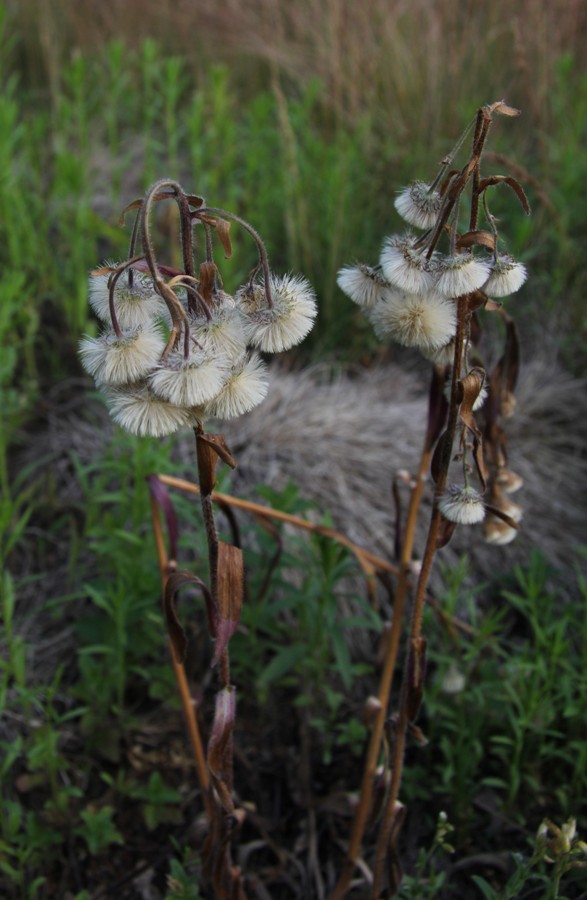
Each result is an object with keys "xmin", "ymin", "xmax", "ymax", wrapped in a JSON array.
[
  {"xmin": 213, "ymin": 542, "xmax": 244, "ymax": 666},
  {"xmin": 436, "ymin": 517, "xmax": 458, "ymax": 549},
  {"xmin": 163, "ymin": 570, "xmax": 211, "ymax": 663},
  {"xmin": 457, "ymin": 230, "xmax": 496, "ymax": 251}
]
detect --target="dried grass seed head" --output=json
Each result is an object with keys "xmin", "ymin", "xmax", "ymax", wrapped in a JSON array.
[
  {"xmin": 336, "ymin": 264, "xmax": 391, "ymax": 309},
  {"xmin": 79, "ymin": 322, "xmax": 165, "ymax": 386},
  {"xmin": 394, "ymin": 181, "xmax": 443, "ymax": 230},
  {"xmin": 438, "ymin": 484, "xmax": 486, "ymax": 524},
  {"xmin": 205, "ymin": 352, "xmax": 269, "ymax": 420},
  {"xmin": 104, "ymin": 382, "xmax": 193, "ymax": 437},
  {"xmin": 483, "ymin": 255, "xmax": 528, "ymax": 297},
  {"xmin": 241, "ymin": 273, "xmax": 317, "ymax": 353},
  {"xmin": 380, "ymin": 234, "xmax": 437, "ymax": 295},
  {"xmin": 370, "ymin": 289, "xmax": 457, "ymax": 352},
  {"xmin": 435, "ymin": 253, "xmax": 492, "ymax": 298}
]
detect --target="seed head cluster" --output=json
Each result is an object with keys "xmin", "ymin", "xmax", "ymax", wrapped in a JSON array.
[{"xmin": 79, "ymin": 187, "xmax": 317, "ymax": 438}]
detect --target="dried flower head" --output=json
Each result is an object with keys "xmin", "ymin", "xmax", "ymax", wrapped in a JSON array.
[
  {"xmin": 435, "ymin": 253, "xmax": 491, "ymax": 298},
  {"xmin": 79, "ymin": 323, "xmax": 164, "ymax": 386},
  {"xmin": 148, "ymin": 349, "xmax": 228, "ymax": 407},
  {"xmin": 89, "ymin": 267, "xmax": 166, "ymax": 329},
  {"xmin": 496, "ymin": 468, "xmax": 524, "ymax": 494},
  {"xmin": 483, "ymin": 516, "xmax": 518, "ymax": 545},
  {"xmin": 205, "ymin": 353, "xmax": 268, "ymax": 420},
  {"xmin": 483, "ymin": 255, "xmax": 527, "ymax": 297},
  {"xmin": 370, "ymin": 289, "xmax": 457, "ymax": 352},
  {"xmin": 336, "ymin": 264, "xmax": 391, "ymax": 309},
  {"xmin": 380, "ymin": 234, "xmax": 436, "ymax": 295},
  {"xmin": 437, "ymin": 484, "xmax": 486, "ymax": 524},
  {"xmin": 394, "ymin": 181, "xmax": 443, "ymax": 230},
  {"xmin": 104, "ymin": 383, "xmax": 192, "ymax": 437},
  {"xmin": 241, "ymin": 273, "xmax": 317, "ymax": 353},
  {"xmin": 189, "ymin": 304, "xmax": 247, "ymax": 361}
]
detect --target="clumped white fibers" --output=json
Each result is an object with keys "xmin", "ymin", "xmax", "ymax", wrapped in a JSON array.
[
  {"xmin": 483, "ymin": 255, "xmax": 528, "ymax": 297},
  {"xmin": 421, "ymin": 339, "xmax": 456, "ymax": 366},
  {"xmin": 370, "ymin": 290, "xmax": 456, "ymax": 351},
  {"xmin": 241, "ymin": 274, "xmax": 317, "ymax": 353},
  {"xmin": 483, "ymin": 516, "xmax": 518, "ymax": 545},
  {"xmin": 206, "ymin": 353, "xmax": 268, "ymax": 420},
  {"xmin": 435, "ymin": 253, "xmax": 492, "ymax": 297},
  {"xmin": 149, "ymin": 349, "xmax": 228, "ymax": 407},
  {"xmin": 394, "ymin": 181, "xmax": 443, "ymax": 230},
  {"xmin": 189, "ymin": 305, "xmax": 247, "ymax": 361},
  {"xmin": 336, "ymin": 264, "xmax": 391, "ymax": 309},
  {"xmin": 89, "ymin": 269, "xmax": 167, "ymax": 329},
  {"xmin": 79, "ymin": 323, "xmax": 164, "ymax": 385},
  {"xmin": 104, "ymin": 383, "xmax": 192, "ymax": 437},
  {"xmin": 438, "ymin": 484, "xmax": 486, "ymax": 524},
  {"xmin": 380, "ymin": 235, "xmax": 436, "ymax": 295}
]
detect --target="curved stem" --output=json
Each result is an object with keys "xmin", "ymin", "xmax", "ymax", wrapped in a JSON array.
[
  {"xmin": 106, "ymin": 254, "xmax": 146, "ymax": 338},
  {"xmin": 195, "ymin": 207, "xmax": 274, "ymax": 308}
]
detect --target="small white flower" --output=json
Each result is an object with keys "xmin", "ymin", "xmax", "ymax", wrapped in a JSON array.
[
  {"xmin": 205, "ymin": 353, "xmax": 268, "ymax": 420},
  {"xmin": 483, "ymin": 255, "xmax": 528, "ymax": 297},
  {"xmin": 336, "ymin": 264, "xmax": 391, "ymax": 309},
  {"xmin": 435, "ymin": 253, "xmax": 491, "ymax": 298},
  {"xmin": 241, "ymin": 273, "xmax": 317, "ymax": 353},
  {"xmin": 370, "ymin": 289, "xmax": 457, "ymax": 351},
  {"xmin": 104, "ymin": 383, "xmax": 192, "ymax": 437},
  {"xmin": 394, "ymin": 181, "xmax": 443, "ymax": 230},
  {"xmin": 380, "ymin": 234, "xmax": 436, "ymax": 295},
  {"xmin": 88, "ymin": 268, "xmax": 167, "ymax": 329},
  {"xmin": 148, "ymin": 348, "xmax": 228, "ymax": 407},
  {"xmin": 79, "ymin": 322, "xmax": 164, "ymax": 386},
  {"xmin": 437, "ymin": 484, "xmax": 485, "ymax": 524}
]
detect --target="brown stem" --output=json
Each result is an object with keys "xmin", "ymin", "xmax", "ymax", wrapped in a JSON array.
[
  {"xmin": 149, "ymin": 493, "xmax": 213, "ymax": 820},
  {"xmin": 194, "ymin": 207, "xmax": 275, "ymax": 308},
  {"xmin": 330, "ymin": 444, "xmax": 431, "ymax": 900},
  {"xmin": 370, "ymin": 297, "xmax": 469, "ymax": 898}
]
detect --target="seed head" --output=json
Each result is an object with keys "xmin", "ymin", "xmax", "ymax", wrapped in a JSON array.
[
  {"xmin": 394, "ymin": 181, "xmax": 443, "ymax": 230},
  {"xmin": 104, "ymin": 383, "xmax": 193, "ymax": 437},
  {"xmin": 336, "ymin": 264, "xmax": 391, "ymax": 309},
  {"xmin": 370, "ymin": 289, "xmax": 457, "ymax": 352},
  {"xmin": 241, "ymin": 273, "xmax": 317, "ymax": 353},
  {"xmin": 88, "ymin": 268, "xmax": 167, "ymax": 329},
  {"xmin": 148, "ymin": 349, "xmax": 228, "ymax": 407},
  {"xmin": 483, "ymin": 255, "xmax": 528, "ymax": 297},
  {"xmin": 205, "ymin": 352, "xmax": 268, "ymax": 420},
  {"xmin": 437, "ymin": 484, "xmax": 486, "ymax": 524},
  {"xmin": 435, "ymin": 253, "xmax": 492, "ymax": 298},
  {"xmin": 79, "ymin": 322, "xmax": 164, "ymax": 386},
  {"xmin": 380, "ymin": 234, "xmax": 436, "ymax": 295}
]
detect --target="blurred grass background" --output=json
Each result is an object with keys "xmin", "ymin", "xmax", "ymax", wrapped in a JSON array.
[{"xmin": 2, "ymin": 1, "xmax": 587, "ymax": 894}]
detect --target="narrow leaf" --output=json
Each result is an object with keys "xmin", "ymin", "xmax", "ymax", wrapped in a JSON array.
[{"xmin": 213, "ymin": 542, "xmax": 244, "ymax": 665}]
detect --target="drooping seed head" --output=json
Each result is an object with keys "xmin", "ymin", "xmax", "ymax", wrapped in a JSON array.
[
  {"xmin": 241, "ymin": 274, "xmax": 317, "ymax": 353},
  {"xmin": 380, "ymin": 234, "xmax": 437, "ymax": 295},
  {"xmin": 205, "ymin": 352, "xmax": 269, "ymax": 420},
  {"xmin": 483, "ymin": 255, "xmax": 528, "ymax": 298},
  {"xmin": 104, "ymin": 382, "xmax": 193, "ymax": 437},
  {"xmin": 79, "ymin": 322, "xmax": 165, "ymax": 386},
  {"xmin": 394, "ymin": 181, "xmax": 443, "ymax": 230},
  {"xmin": 336, "ymin": 264, "xmax": 391, "ymax": 309},
  {"xmin": 370, "ymin": 289, "xmax": 457, "ymax": 352},
  {"xmin": 437, "ymin": 484, "xmax": 486, "ymax": 524},
  {"xmin": 435, "ymin": 253, "xmax": 492, "ymax": 298}
]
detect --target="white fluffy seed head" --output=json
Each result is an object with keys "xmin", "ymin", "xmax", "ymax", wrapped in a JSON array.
[
  {"xmin": 483, "ymin": 255, "xmax": 528, "ymax": 297},
  {"xmin": 88, "ymin": 268, "xmax": 166, "ymax": 329},
  {"xmin": 241, "ymin": 273, "xmax": 317, "ymax": 353},
  {"xmin": 189, "ymin": 304, "xmax": 247, "ymax": 361},
  {"xmin": 435, "ymin": 253, "xmax": 492, "ymax": 298},
  {"xmin": 380, "ymin": 235, "xmax": 436, "ymax": 295},
  {"xmin": 394, "ymin": 181, "xmax": 443, "ymax": 230},
  {"xmin": 437, "ymin": 484, "xmax": 486, "ymax": 525},
  {"xmin": 483, "ymin": 516, "xmax": 518, "ymax": 545},
  {"xmin": 148, "ymin": 349, "xmax": 229, "ymax": 407},
  {"xmin": 336, "ymin": 264, "xmax": 391, "ymax": 309},
  {"xmin": 421, "ymin": 339, "xmax": 456, "ymax": 366},
  {"xmin": 104, "ymin": 383, "xmax": 192, "ymax": 437},
  {"xmin": 370, "ymin": 289, "xmax": 457, "ymax": 351},
  {"xmin": 79, "ymin": 323, "xmax": 164, "ymax": 386},
  {"xmin": 205, "ymin": 352, "xmax": 268, "ymax": 420}
]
